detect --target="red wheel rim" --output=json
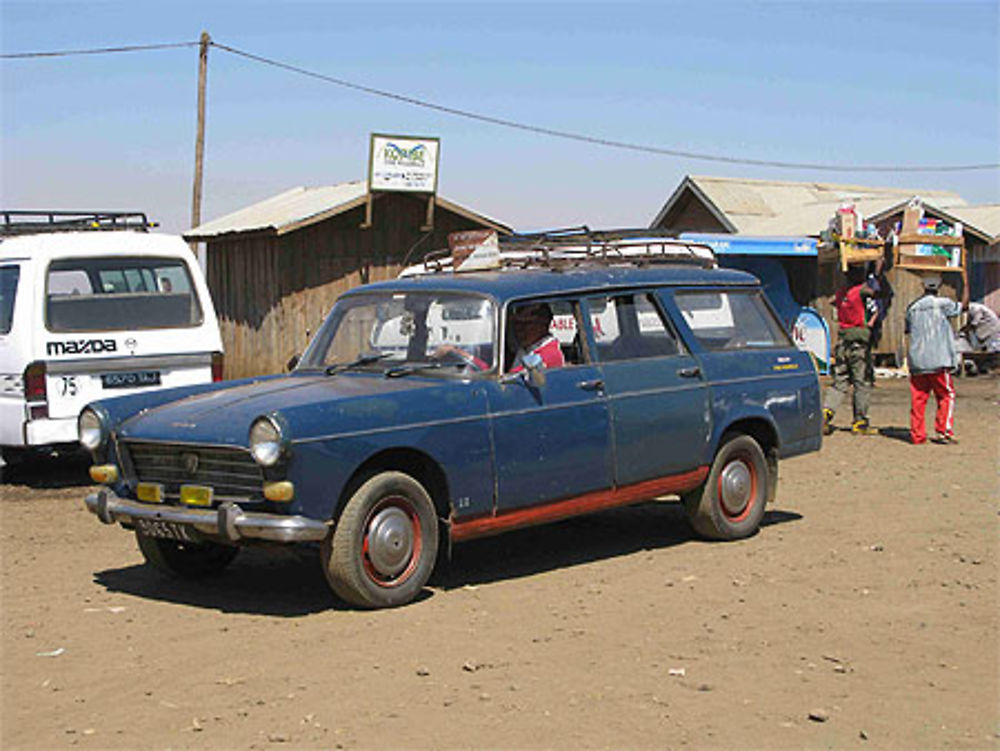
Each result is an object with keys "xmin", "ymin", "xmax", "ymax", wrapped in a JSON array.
[{"xmin": 360, "ymin": 496, "xmax": 423, "ymax": 588}]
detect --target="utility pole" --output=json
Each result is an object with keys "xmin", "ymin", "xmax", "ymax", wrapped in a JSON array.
[{"xmin": 190, "ymin": 31, "xmax": 210, "ymax": 244}]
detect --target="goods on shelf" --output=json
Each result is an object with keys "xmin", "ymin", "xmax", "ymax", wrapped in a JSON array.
[
  {"xmin": 819, "ymin": 203, "xmax": 884, "ymax": 271},
  {"xmin": 894, "ymin": 198, "xmax": 964, "ymax": 271}
]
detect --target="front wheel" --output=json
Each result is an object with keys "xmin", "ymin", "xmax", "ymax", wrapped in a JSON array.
[
  {"xmin": 683, "ymin": 434, "xmax": 769, "ymax": 541},
  {"xmin": 135, "ymin": 533, "xmax": 239, "ymax": 578},
  {"xmin": 322, "ymin": 471, "xmax": 439, "ymax": 608}
]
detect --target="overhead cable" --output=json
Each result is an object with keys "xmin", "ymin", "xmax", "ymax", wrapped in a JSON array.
[
  {"xmin": 1, "ymin": 41, "xmax": 199, "ymax": 59},
  {"xmin": 4, "ymin": 39, "xmax": 997, "ymax": 173}
]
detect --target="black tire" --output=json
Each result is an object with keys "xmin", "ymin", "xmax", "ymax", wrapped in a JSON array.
[
  {"xmin": 682, "ymin": 434, "xmax": 769, "ymax": 541},
  {"xmin": 135, "ymin": 532, "xmax": 239, "ymax": 579},
  {"xmin": 322, "ymin": 471, "xmax": 439, "ymax": 609}
]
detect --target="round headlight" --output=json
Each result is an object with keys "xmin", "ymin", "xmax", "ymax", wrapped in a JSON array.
[
  {"xmin": 249, "ymin": 416, "xmax": 285, "ymax": 467},
  {"xmin": 78, "ymin": 408, "xmax": 106, "ymax": 451}
]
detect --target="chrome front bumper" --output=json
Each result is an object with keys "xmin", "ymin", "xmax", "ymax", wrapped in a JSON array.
[{"xmin": 84, "ymin": 489, "xmax": 330, "ymax": 544}]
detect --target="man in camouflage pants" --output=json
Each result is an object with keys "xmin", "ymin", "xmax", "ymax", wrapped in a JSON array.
[{"xmin": 824, "ymin": 266, "xmax": 877, "ymax": 435}]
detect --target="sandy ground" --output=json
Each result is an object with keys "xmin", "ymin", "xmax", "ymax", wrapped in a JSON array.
[{"xmin": 1, "ymin": 376, "xmax": 997, "ymax": 751}]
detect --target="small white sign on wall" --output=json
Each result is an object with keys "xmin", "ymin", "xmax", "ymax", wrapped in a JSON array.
[{"xmin": 369, "ymin": 134, "xmax": 440, "ymax": 194}]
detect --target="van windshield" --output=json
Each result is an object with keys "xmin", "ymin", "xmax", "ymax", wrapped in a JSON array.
[{"xmin": 46, "ymin": 256, "xmax": 204, "ymax": 332}]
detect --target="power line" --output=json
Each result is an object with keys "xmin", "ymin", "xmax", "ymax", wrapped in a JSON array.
[
  {"xmin": 207, "ymin": 42, "xmax": 999, "ymax": 174},
  {"xmin": 5, "ymin": 39, "xmax": 998, "ymax": 173},
  {"xmin": 0, "ymin": 41, "xmax": 200, "ymax": 59}
]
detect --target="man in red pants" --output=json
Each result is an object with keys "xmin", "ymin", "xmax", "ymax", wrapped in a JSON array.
[{"xmin": 904, "ymin": 272, "xmax": 969, "ymax": 445}]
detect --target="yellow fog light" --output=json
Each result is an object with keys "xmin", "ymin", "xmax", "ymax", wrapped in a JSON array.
[
  {"xmin": 263, "ymin": 481, "xmax": 295, "ymax": 502},
  {"xmin": 89, "ymin": 464, "xmax": 119, "ymax": 484},
  {"xmin": 180, "ymin": 485, "xmax": 213, "ymax": 507},
  {"xmin": 136, "ymin": 482, "xmax": 164, "ymax": 503}
]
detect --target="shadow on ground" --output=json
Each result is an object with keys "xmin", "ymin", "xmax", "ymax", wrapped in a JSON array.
[
  {"xmin": 93, "ymin": 501, "xmax": 802, "ymax": 615},
  {"xmin": 1, "ymin": 451, "xmax": 91, "ymax": 489}
]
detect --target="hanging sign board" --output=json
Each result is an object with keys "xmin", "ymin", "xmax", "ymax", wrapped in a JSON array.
[{"xmin": 368, "ymin": 134, "xmax": 440, "ymax": 194}]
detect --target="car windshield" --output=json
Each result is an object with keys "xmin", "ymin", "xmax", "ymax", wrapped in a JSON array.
[{"xmin": 300, "ymin": 291, "xmax": 497, "ymax": 373}]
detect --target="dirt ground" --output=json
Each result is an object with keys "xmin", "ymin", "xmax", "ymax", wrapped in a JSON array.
[{"xmin": 1, "ymin": 376, "xmax": 997, "ymax": 751}]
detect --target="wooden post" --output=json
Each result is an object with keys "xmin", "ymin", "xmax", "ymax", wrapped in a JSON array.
[{"xmin": 190, "ymin": 31, "xmax": 210, "ymax": 250}]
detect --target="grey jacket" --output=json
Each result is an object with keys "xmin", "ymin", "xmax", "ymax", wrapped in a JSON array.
[{"xmin": 905, "ymin": 294, "xmax": 962, "ymax": 373}]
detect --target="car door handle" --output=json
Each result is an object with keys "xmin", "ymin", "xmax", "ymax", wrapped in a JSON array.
[
  {"xmin": 677, "ymin": 366, "xmax": 701, "ymax": 378},
  {"xmin": 577, "ymin": 379, "xmax": 604, "ymax": 392}
]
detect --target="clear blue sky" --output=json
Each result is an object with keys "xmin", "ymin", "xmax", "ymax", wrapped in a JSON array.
[{"xmin": 2, "ymin": 0, "xmax": 998, "ymax": 235}]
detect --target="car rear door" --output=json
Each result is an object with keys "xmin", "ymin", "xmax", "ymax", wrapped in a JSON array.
[{"xmin": 585, "ymin": 291, "xmax": 711, "ymax": 485}]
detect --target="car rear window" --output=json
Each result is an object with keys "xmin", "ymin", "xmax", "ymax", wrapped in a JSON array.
[
  {"xmin": 674, "ymin": 290, "xmax": 791, "ymax": 350},
  {"xmin": 45, "ymin": 256, "xmax": 203, "ymax": 332},
  {"xmin": 0, "ymin": 265, "xmax": 19, "ymax": 334}
]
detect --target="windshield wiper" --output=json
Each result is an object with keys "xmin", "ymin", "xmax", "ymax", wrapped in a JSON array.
[
  {"xmin": 383, "ymin": 361, "xmax": 467, "ymax": 378},
  {"xmin": 325, "ymin": 352, "xmax": 391, "ymax": 375}
]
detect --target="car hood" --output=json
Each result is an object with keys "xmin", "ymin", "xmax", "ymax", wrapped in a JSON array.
[{"xmin": 116, "ymin": 372, "xmax": 478, "ymax": 446}]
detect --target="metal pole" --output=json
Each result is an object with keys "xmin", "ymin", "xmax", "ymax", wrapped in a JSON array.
[{"xmin": 190, "ymin": 31, "xmax": 210, "ymax": 245}]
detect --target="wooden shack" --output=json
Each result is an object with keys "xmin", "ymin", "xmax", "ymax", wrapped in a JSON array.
[
  {"xmin": 185, "ymin": 182, "xmax": 511, "ymax": 378},
  {"xmin": 651, "ymin": 176, "xmax": 997, "ymax": 366}
]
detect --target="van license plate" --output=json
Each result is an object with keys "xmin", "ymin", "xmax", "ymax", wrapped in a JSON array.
[
  {"xmin": 102, "ymin": 371, "xmax": 161, "ymax": 389},
  {"xmin": 134, "ymin": 518, "xmax": 193, "ymax": 542}
]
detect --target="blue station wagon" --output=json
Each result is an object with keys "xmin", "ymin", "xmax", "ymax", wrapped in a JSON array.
[{"xmin": 82, "ymin": 233, "xmax": 822, "ymax": 608}]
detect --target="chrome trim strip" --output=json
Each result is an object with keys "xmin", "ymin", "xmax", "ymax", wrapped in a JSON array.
[
  {"xmin": 46, "ymin": 352, "xmax": 214, "ymax": 375},
  {"xmin": 85, "ymin": 490, "xmax": 329, "ymax": 544}
]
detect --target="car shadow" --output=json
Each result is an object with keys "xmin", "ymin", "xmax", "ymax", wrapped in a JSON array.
[
  {"xmin": 93, "ymin": 546, "xmax": 343, "ymax": 616},
  {"xmin": 92, "ymin": 501, "xmax": 802, "ymax": 615},
  {"xmin": 1, "ymin": 452, "xmax": 91, "ymax": 489},
  {"xmin": 435, "ymin": 500, "xmax": 803, "ymax": 591}
]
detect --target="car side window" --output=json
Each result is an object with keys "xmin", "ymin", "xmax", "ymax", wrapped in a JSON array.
[
  {"xmin": 674, "ymin": 290, "xmax": 791, "ymax": 350},
  {"xmin": 587, "ymin": 292, "xmax": 681, "ymax": 362},
  {"xmin": 0, "ymin": 265, "xmax": 19, "ymax": 335},
  {"xmin": 504, "ymin": 298, "xmax": 586, "ymax": 371}
]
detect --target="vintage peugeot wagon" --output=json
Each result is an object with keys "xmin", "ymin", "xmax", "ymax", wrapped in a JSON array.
[{"xmin": 82, "ymin": 233, "xmax": 822, "ymax": 608}]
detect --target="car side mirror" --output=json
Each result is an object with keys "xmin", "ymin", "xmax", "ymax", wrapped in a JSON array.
[
  {"xmin": 286, "ymin": 353, "xmax": 301, "ymax": 372},
  {"xmin": 521, "ymin": 352, "xmax": 547, "ymax": 388}
]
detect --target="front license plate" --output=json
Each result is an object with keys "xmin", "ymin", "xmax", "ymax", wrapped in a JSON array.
[
  {"xmin": 101, "ymin": 371, "xmax": 161, "ymax": 389},
  {"xmin": 134, "ymin": 518, "xmax": 194, "ymax": 542}
]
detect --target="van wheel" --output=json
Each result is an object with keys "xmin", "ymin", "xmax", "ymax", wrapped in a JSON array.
[
  {"xmin": 136, "ymin": 532, "xmax": 239, "ymax": 578},
  {"xmin": 322, "ymin": 471, "xmax": 439, "ymax": 609},
  {"xmin": 683, "ymin": 434, "xmax": 768, "ymax": 541}
]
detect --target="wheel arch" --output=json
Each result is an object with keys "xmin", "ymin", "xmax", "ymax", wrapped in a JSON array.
[{"xmin": 335, "ymin": 447, "xmax": 451, "ymax": 522}]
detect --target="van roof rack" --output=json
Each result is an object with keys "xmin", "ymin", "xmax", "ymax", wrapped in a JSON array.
[
  {"xmin": 415, "ymin": 226, "xmax": 716, "ymax": 275},
  {"xmin": 0, "ymin": 210, "xmax": 156, "ymax": 236}
]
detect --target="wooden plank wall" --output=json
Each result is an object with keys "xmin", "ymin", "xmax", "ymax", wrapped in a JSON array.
[{"xmin": 207, "ymin": 193, "xmax": 497, "ymax": 379}]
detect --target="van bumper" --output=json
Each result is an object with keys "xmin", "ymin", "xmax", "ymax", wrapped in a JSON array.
[
  {"xmin": 24, "ymin": 417, "xmax": 78, "ymax": 447},
  {"xmin": 84, "ymin": 489, "xmax": 330, "ymax": 544}
]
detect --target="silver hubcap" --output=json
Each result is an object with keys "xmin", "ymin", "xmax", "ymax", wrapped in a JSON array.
[
  {"xmin": 719, "ymin": 460, "xmax": 753, "ymax": 516},
  {"xmin": 366, "ymin": 506, "xmax": 414, "ymax": 578}
]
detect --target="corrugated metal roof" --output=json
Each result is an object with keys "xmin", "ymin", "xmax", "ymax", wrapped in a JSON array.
[
  {"xmin": 185, "ymin": 181, "xmax": 510, "ymax": 240},
  {"xmin": 949, "ymin": 205, "xmax": 1000, "ymax": 241},
  {"xmin": 652, "ymin": 175, "xmax": 969, "ymax": 236}
]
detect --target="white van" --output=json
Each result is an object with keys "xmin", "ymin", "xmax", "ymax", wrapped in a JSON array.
[{"xmin": 0, "ymin": 212, "xmax": 223, "ymax": 464}]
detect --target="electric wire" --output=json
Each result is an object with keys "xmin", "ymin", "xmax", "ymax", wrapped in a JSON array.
[
  {"xmin": 1, "ymin": 41, "xmax": 200, "ymax": 59},
  {"xmin": 3, "ymin": 39, "xmax": 997, "ymax": 173}
]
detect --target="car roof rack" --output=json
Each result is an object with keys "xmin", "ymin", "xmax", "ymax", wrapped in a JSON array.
[
  {"xmin": 414, "ymin": 226, "xmax": 716, "ymax": 275},
  {"xmin": 0, "ymin": 210, "xmax": 156, "ymax": 237}
]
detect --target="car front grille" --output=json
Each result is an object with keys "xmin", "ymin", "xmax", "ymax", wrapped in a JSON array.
[{"xmin": 121, "ymin": 440, "xmax": 265, "ymax": 502}]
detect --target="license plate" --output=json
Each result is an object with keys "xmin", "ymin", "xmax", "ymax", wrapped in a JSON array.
[
  {"xmin": 134, "ymin": 517, "xmax": 194, "ymax": 542},
  {"xmin": 101, "ymin": 370, "xmax": 161, "ymax": 389}
]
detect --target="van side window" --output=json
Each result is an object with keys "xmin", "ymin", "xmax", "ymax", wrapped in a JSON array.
[
  {"xmin": 0, "ymin": 266, "xmax": 19, "ymax": 335},
  {"xmin": 675, "ymin": 290, "xmax": 791, "ymax": 350},
  {"xmin": 46, "ymin": 257, "xmax": 203, "ymax": 332},
  {"xmin": 588, "ymin": 292, "xmax": 681, "ymax": 361}
]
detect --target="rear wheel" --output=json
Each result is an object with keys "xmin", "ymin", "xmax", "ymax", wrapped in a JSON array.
[
  {"xmin": 683, "ymin": 434, "xmax": 769, "ymax": 540},
  {"xmin": 322, "ymin": 471, "xmax": 439, "ymax": 609},
  {"xmin": 135, "ymin": 532, "xmax": 239, "ymax": 578}
]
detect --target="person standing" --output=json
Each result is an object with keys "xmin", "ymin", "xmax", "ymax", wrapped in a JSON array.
[
  {"xmin": 823, "ymin": 264, "xmax": 879, "ymax": 435},
  {"xmin": 905, "ymin": 272, "xmax": 970, "ymax": 445}
]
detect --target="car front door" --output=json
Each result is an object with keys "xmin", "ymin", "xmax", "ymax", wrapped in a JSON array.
[{"xmin": 486, "ymin": 298, "xmax": 613, "ymax": 512}]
